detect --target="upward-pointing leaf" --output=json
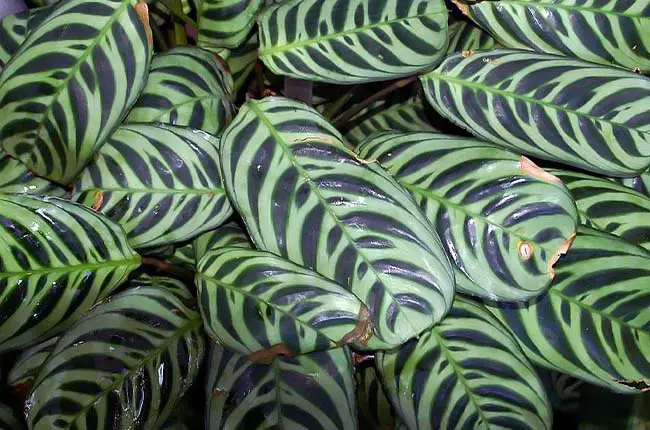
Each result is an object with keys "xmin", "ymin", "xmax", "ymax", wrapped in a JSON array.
[
  {"xmin": 197, "ymin": 0, "xmax": 262, "ymax": 50},
  {"xmin": 26, "ymin": 279, "xmax": 204, "ymax": 430},
  {"xmin": 0, "ymin": 0, "xmax": 152, "ymax": 184},
  {"xmin": 552, "ymin": 169, "xmax": 650, "ymax": 251},
  {"xmin": 220, "ymin": 97, "xmax": 455, "ymax": 347},
  {"xmin": 457, "ymin": 0, "xmax": 650, "ymax": 73},
  {"xmin": 488, "ymin": 227, "xmax": 650, "ymax": 393},
  {"xmin": 446, "ymin": 19, "xmax": 498, "ymax": 54},
  {"xmin": 258, "ymin": 0, "xmax": 449, "ymax": 84},
  {"xmin": 193, "ymin": 221, "xmax": 252, "ymax": 264},
  {"xmin": 126, "ymin": 46, "xmax": 236, "ymax": 136},
  {"xmin": 206, "ymin": 343, "xmax": 358, "ymax": 430},
  {"xmin": 343, "ymin": 96, "xmax": 437, "ymax": 146},
  {"xmin": 217, "ymin": 31, "xmax": 260, "ymax": 93},
  {"xmin": 357, "ymin": 132, "xmax": 578, "ymax": 302},
  {"xmin": 72, "ymin": 124, "xmax": 232, "ymax": 248},
  {"xmin": 377, "ymin": 296, "xmax": 552, "ymax": 430},
  {"xmin": 0, "ymin": 195, "xmax": 140, "ymax": 353},
  {"xmin": 421, "ymin": 49, "xmax": 650, "ymax": 176},
  {"xmin": 197, "ymin": 247, "xmax": 371, "ymax": 357}
]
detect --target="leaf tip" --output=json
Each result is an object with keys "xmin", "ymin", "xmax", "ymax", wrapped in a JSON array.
[
  {"xmin": 338, "ymin": 305, "xmax": 373, "ymax": 347},
  {"xmin": 451, "ymin": 0, "xmax": 469, "ymax": 15},
  {"xmin": 519, "ymin": 156, "xmax": 561, "ymax": 183},
  {"xmin": 135, "ymin": 0, "xmax": 153, "ymax": 47}
]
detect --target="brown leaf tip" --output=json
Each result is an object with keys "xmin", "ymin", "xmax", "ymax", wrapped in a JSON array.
[
  {"xmin": 135, "ymin": 1, "xmax": 153, "ymax": 47},
  {"xmin": 338, "ymin": 305, "xmax": 373, "ymax": 347},
  {"xmin": 91, "ymin": 192, "xmax": 104, "ymax": 211},
  {"xmin": 519, "ymin": 156, "xmax": 561, "ymax": 183},
  {"xmin": 451, "ymin": 0, "xmax": 469, "ymax": 15},
  {"xmin": 248, "ymin": 343, "xmax": 294, "ymax": 365}
]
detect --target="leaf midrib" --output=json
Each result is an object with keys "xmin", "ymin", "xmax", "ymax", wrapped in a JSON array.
[
  {"xmin": 401, "ymin": 182, "xmax": 567, "ymax": 253},
  {"xmin": 0, "ymin": 257, "xmax": 141, "ymax": 279},
  {"xmin": 430, "ymin": 329, "xmax": 490, "ymax": 430},
  {"xmin": 424, "ymin": 72, "xmax": 650, "ymax": 135},
  {"xmin": 29, "ymin": 0, "xmax": 134, "ymax": 157},
  {"xmin": 63, "ymin": 314, "xmax": 202, "ymax": 430},
  {"xmin": 549, "ymin": 288, "xmax": 649, "ymax": 333},
  {"xmin": 474, "ymin": 0, "xmax": 649, "ymax": 18},
  {"xmin": 247, "ymin": 100, "xmax": 421, "ymax": 339},
  {"xmin": 197, "ymin": 270, "xmax": 351, "ymax": 348},
  {"xmin": 259, "ymin": 11, "xmax": 447, "ymax": 56}
]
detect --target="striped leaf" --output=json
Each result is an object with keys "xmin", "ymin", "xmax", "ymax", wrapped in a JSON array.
[
  {"xmin": 536, "ymin": 368, "xmax": 583, "ymax": 412},
  {"xmin": 458, "ymin": 0, "xmax": 650, "ymax": 73},
  {"xmin": 0, "ymin": 149, "xmax": 67, "ymax": 196},
  {"xmin": 0, "ymin": 194, "xmax": 140, "ymax": 352},
  {"xmin": 356, "ymin": 365, "xmax": 394, "ymax": 430},
  {"xmin": 446, "ymin": 19, "xmax": 498, "ymax": 54},
  {"xmin": 421, "ymin": 49, "xmax": 650, "ymax": 176},
  {"xmin": 613, "ymin": 170, "xmax": 650, "ymax": 198},
  {"xmin": 552, "ymin": 169, "xmax": 650, "ymax": 250},
  {"xmin": 197, "ymin": 246, "xmax": 371, "ymax": 357},
  {"xmin": 0, "ymin": 0, "xmax": 152, "ymax": 184},
  {"xmin": 377, "ymin": 296, "xmax": 552, "ymax": 430},
  {"xmin": 72, "ymin": 123, "xmax": 233, "ymax": 249},
  {"xmin": 26, "ymin": 281, "xmax": 204, "ymax": 430},
  {"xmin": 126, "ymin": 46, "xmax": 236, "ymax": 136},
  {"xmin": 129, "ymin": 274, "xmax": 195, "ymax": 304},
  {"xmin": 8, "ymin": 336, "xmax": 58, "ymax": 394},
  {"xmin": 206, "ymin": 343, "xmax": 358, "ymax": 429},
  {"xmin": 218, "ymin": 31, "xmax": 259, "ymax": 93},
  {"xmin": 166, "ymin": 243, "xmax": 196, "ymax": 271},
  {"xmin": 0, "ymin": 5, "xmax": 52, "ymax": 71},
  {"xmin": 258, "ymin": 0, "xmax": 449, "ymax": 84},
  {"xmin": 357, "ymin": 132, "xmax": 578, "ymax": 302},
  {"xmin": 197, "ymin": 0, "xmax": 262, "ymax": 50},
  {"xmin": 344, "ymin": 96, "xmax": 437, "ymax": 146},
  {"xmin": 487, "ymin": 227, "xmax": 650, "ymax": 393},
  {"xmin": 193, "ymin": 221, "xmax": 252, "ymax": 264},
  {"xmin": 220, "ymin": 97, "xmax": 455, "ymax": 347},
  {"xmin": 0, "ymin": 403, "xmax": 22, "ymax": 430}
]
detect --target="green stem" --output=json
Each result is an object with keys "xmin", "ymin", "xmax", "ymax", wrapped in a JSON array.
[{"xmin": 150, "ymin": 0, "xmax": 197, "ymax": 29}]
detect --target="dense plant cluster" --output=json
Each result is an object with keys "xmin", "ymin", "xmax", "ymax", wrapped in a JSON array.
[{"xmin": 0, "ymin": 0, "xmax": 648, "ymax": 429}]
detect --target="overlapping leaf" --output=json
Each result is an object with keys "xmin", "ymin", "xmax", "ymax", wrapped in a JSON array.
[
  {"xmin": 0, "ymin": 403, "xmax": 22, "ymax": 430},
  {"xmin": 0, "ymin": 149, "xmax": 67, "ymax": 196},
  {"xmin": 126, "ymin": 46, "xmax": 236, "ymax": 135},
  {"xmin": 197, "ymin": 0, "xmax": 262, "ymax": 50},
  {"xmin": 0, "ymin": 5, "xmax": 52, "ymax": 70},
  {"xmin": 72, "ymin": 123, "xmax": 232, "ymax": 248},
  {"xmin": 488, "ymin": 227, "xmax": 650, "ymax": 393},
  {"xmin": 421, "ymin": 49, "xmax": 650, "ymax": 176},
  {"xmin": 358, "ymin": 132, "xmax": 578, "ymax": 301},
  {"xmin": 0, "ymin": 0, "xmax": 153, "ymax": 184},
  {"xmin": 614, "ymin": 170, "xmax": 650, "ymax": 198},
  {"xmin": 446, "ymin": 19, "xmax": 498, "ymax": 54},
  {"xmin": 197, "ymin": 247, "xmax": 371, "ymax": 357},
  {"xmin": 218, "ymin": 31, "xmax": 259, "ymax": 93},
  {"xmin": 8, "ymin": 336, "xmax": 58, "ymax": 393},
  {"xmin": 377, "ymin": 296, "xmax": 552, "ymax": 430},
  {"xmin": 220, "ymin": 97, "xmax": 455, "ymax": 347},
  {"xmin": 258, "ymin": 0, "xmax": 449, "ymax": 84},
  {"xmin": 536, "ymin": 368, "xmax": 583, "ymax": 412},
  {"xmin": 344, "ymin": 96, "xmax": 437, "ymax": 146},
  {"xmin": 206, "ymin": 343, "xmax": 358, "ymax": 429},
  {"xmin": 193, "ymin": 221, "xmax": 251, "ymax": 264},
  {"xmin": 0, "ymin": 194, "xmax": 140, "ymax": 352},
  {"xmin": 552, "ymin": 169, "xmax": 650, "ymax": 250},
  {"xmin": 26, "ymin": 280, "xmax": 204, "ymax": 430},
  {"xmin": 356, "ymin": 365, "xmax": 394, "ymax": 429},
  {"xmin": 458, "ymin": 0, "xmax": 650, "ymax": 73}
]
